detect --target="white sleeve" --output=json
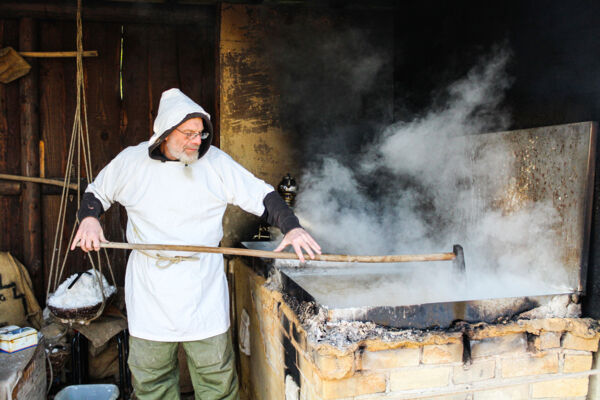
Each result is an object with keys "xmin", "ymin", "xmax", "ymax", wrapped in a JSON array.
[
  {"xmin": 212, "ymin": 150, "xmax": 274, "ymax": 216},
  {"xmin": 85, "ymin": 151, "xmax": 128, "ymax": 212}
]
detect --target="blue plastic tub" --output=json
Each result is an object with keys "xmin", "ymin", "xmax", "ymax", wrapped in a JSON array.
[{"xmin": 54, "ymin": 384, "xmax": 119, "ymax": 400}]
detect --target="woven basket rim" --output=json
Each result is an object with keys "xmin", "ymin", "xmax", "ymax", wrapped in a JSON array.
[{"xmin": 48, "ymin": 293, "xmax": 114, "ymax": 320}]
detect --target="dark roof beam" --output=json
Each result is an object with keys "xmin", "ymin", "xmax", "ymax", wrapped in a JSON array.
[{"xmin": 0, "ymin": 1, "xmax": 214, "ymax": 26}]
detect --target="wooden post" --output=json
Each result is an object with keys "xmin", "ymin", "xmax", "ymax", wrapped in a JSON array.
[{"xmin": 19, "ymin": 17, "xmax": 43, "ymax": 303}]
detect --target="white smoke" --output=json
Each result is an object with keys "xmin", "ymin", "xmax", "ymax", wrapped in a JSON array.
[{"xmin": 293, "ymin": 46, "xmax": 571, "ymax": 304}]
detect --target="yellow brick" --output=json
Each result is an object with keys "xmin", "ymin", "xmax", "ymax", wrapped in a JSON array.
[
  {"xmin": 361, "ymin": 347, "xmax": 420, "ymax": 370},
  {"xmin": 531, "ymin": 377, "xmax": 589, "ymax": 398},
  {"xmin": 413, "ymin": 395, "xmax": 469, "ymax": 400},
  {"xmin": 298, "ymin": 353, "xmax": 322, "ymax": 388},
  {"xmin": 299, "ymin": 373, "xmax": 323, "ymax": 400},
  {"xmin": 290, "ymin": 321, "xmax": 308, "ymax": 353},
  {"xmin": 474, "ymin": 384, "xmax": 529, "ymax": 400},
  {"xmin": 471, "ymin": 333, "xmax": 527, "ymax": 358},
  {"xmin": 563, "ymin": 353, "xmax": 593, "ymax": 373},
  {"xmin": 422, "ymin": 343, "xmax": 463, "ymax": 364},
  {"xmin": 562, "ymin": 333, "xmax": 599, "ymax": 351},
  {"xmin": 318, "ymin": 372, "xmax": 386, "ymax": 399},
  {"xmin": 501, "ymin": 353, "xmax": 558, "ymax": 378},
  {"xmin": 390, "ymin": 366, "xmax": 451, "ymax": 391},
  {"xmin": 312, "ymin": 351, "xmax": 355, "ymax": 380},
  {"xmin": 533, "ymin": 332, "xmax": 561, "ymax": 350},
  {"xmin": 453, "ymin": 360, "xmax": 495, "ymax": 384}
]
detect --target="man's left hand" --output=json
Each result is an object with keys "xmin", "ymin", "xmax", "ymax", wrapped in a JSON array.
[{"xmin": 274, "ymin": 228, "xmax": 322, "ymax": 263}]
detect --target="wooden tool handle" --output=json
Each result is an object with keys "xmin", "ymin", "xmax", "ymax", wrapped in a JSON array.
[
  {"xmin": 19, "ymin": 51, "xmax": 98, "ymax": 58},
  {"xmin": 98, "ymin": 242, "xmax": 456, "ymax": 263},
  {"xmin": 0, "ymin": 173, "xmax": 78, "ymax": 190}
]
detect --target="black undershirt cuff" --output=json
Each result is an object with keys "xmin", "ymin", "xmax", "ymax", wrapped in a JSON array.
[
  {"xmin": 78, "ymin": 192, "xmax": 105, "ymax": 222},
  {"xmin": 261, "ymin": 191, "xmax": 301, "ymax": 235}
]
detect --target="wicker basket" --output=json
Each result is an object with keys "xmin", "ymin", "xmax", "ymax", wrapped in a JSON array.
[
  {"xmin": 48, "ymin": 344, "xmax": 70, "ymax": 371},
  {"xmin": 48, "ymin": 294, "xmax": 113, "ymax": 325}
]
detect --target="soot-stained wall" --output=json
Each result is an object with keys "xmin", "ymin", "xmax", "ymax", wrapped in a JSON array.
[{"xmin": 219, "ymin": 3, "xmax": 394, "ymax": 245}]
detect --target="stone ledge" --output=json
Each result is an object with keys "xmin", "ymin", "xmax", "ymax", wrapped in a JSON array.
[
  {"xmin": 469, "ymin": 318, "xmax": 600, "ymax": 341},
  {"xmin": 360, "ymin": 347, "xmax": 421, "ymax": 370},
  {"xmin": 296, "ymin": 317, "xmax": 599, "ymax": 358}
]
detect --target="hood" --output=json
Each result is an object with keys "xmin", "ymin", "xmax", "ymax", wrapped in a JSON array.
[{"xmin": 148, "ymin": 88, "xmax": 213, "ymax": 161}]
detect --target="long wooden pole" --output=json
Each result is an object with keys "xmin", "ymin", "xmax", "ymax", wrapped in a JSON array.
[
  {"xmin": 19, "ymin": 51, "xmax": 98, "ymax": 58},
  {"xmin": 0, "ymin": 173, "xmax": 78, "ymax": 190},
  {"xmin": 98, "ymin": 242, "xmax": 456, "ymax": 263},
  {"xmin": 19, "ymin": 17, "xmax": 43, "ymax": 302}
]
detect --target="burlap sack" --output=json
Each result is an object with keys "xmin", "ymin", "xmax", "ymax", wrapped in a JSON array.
[
  {"xmin": 0, "ymin": 252, "xmax": 42, "ymax": 329},
  {"xmin": 89, "ymin": 337, "xmax": 119, "ymax": 380},
  {"xmin": 0, "ymin": 47, "xmax": 31, "ymax": 84}
]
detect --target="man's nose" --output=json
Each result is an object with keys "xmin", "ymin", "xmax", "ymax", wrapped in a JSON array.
[{"xmin": 189, "ymin": 135, "xmax": 202, "ymax": 146}]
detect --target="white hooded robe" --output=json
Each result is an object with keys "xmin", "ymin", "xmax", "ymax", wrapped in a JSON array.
[{"xmin": 85, "ymin": 89, "xmax": 273, "ymax": 341}]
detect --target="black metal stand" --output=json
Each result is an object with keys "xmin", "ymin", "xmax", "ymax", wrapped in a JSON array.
[
  {"xmin": 116, "ymin": 329, "xmax": 132, "ymax": 399},
  {"xmin": 70, "ymin": 331, "xmax": 88, "ymax": 384},
  {"xmin": 70, "ymin": 329, "xmax": 132, "ymax": 399}
]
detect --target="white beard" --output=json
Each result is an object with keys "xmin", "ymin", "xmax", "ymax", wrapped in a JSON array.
[{"xmin": 166, "ymin": 141, "xmax": 199, "ymax": 164}]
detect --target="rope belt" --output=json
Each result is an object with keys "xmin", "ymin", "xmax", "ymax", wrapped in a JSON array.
[
  {"xmin": 137, "ymin": 250, "xmax": 199, "ymax": 269},
  {"xmin": 131, "ymin": 221, "xmax": 200, "ymax": 268}
]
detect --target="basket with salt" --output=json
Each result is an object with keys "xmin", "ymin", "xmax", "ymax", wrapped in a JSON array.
[{"xmin": 47, "ymin": 269, "xmax": 116, "ymax": 324}]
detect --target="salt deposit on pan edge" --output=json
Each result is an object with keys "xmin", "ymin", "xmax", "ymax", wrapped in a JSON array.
[{"xmin": 48, "ymin": 269, "xmax": 116, "ymax": 308}]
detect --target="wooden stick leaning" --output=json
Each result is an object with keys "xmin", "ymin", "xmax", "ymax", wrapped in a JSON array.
[
  {"xmin": 19, "ymin": 50, "xmax": 98, "ymax": 58},
  {"xmin": 0, "ymin": 173, "xmax": 78, "ymax": 190},
  {"xmin": 97, "ymin": 242, "xmax": 456, "ymax": 263}
]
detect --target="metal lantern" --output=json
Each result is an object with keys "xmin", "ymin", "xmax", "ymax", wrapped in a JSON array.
[{"xmin": 278, "ymin": 173, "xmax": 298, "ymax": 207}]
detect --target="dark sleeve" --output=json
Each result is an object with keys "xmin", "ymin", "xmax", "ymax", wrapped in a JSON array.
[
  {"xmin": 260, "ymin": 191, "xmax": 301, "ymax": 234},
  {"xmin": 77, "ymin": 192, "xmax": 105, "ymax": 221}
]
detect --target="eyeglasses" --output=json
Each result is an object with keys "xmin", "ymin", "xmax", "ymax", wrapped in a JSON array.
[{"xmin": 175, "ymin": 128, "xmax": 210, "ymax": 140}]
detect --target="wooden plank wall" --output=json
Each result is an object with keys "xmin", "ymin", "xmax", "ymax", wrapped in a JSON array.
[
  {"xmin": 0, "ymin": 20, "xmax": 23, "ymax": 263},
  {"xmin": 0, "ymin": 15, "xmax": 216, "ymax": 304}
]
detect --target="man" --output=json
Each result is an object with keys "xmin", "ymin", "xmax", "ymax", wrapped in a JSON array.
[{"xmin": 71, "ymin": 88, "xmax": 321, "ymax": 399}]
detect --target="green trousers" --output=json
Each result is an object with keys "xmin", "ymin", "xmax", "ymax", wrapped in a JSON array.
[{"xmin": 128, "ymin": 331, "xmax": 239, "ymax": 400}]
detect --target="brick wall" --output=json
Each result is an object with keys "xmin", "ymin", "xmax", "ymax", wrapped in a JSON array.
[{"xmin": 232, "ymin": 260, "xmax": 600, "ymax": 400}]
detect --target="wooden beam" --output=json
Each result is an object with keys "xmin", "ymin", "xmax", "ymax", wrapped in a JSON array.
[
  {"xmin": 0, "ymin": 1, "xmax": 214, "ymax": 26},
  {"xmin": 0, "ymin": 181, "xmax": 21, "ymax": 196},
  {"xmin": 19, "ymin": 51, "xmax": 98, "ymax": 58},
  {"xmin": 19, "ymin": 17, "xmax": 44, "ymax": 303}
]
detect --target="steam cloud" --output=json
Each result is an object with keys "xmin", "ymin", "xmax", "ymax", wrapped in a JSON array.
[{"xmin": 290, "ymin": 47, "xmax": 571, "ymax": 305}]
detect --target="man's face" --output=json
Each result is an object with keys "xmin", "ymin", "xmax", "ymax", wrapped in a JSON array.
[{"xmin": 163, "ymin": 118, "xmax": 205, "ymax": 163}]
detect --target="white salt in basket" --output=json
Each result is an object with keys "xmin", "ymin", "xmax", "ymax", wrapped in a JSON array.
[{"xmin": 48, "ymin": 269, "xmax": 116, "ymax": 323}]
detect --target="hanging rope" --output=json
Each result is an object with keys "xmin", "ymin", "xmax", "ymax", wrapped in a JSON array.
[{"xmin": 46, "ymin": 0, "xmax": 116, "ymax": 324}]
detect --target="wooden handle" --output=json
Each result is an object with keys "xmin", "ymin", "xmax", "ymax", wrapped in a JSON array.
[
  {"xmin": 98, "ymin": 241, "xmax": 456, "ymax": 263},
  {"xmin": 0, "ymin": 173, "xmax": 78, "ymax": 190},
  {"xmin": 19, "ymin": 51, "xmax": 98, "ymax": 58}
]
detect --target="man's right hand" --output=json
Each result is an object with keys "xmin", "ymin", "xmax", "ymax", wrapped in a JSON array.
[{"xmin": 71, "ymin": 217, "xmax": 107, "ymax": 252}]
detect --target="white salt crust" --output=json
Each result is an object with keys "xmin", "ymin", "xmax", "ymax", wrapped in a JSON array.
[{"xmin": 48, "ymin": 269, "xmax": 116, "ymax": 308}]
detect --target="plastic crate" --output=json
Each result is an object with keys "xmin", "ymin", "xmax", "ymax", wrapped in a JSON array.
[{"xmin": 54, "ymin": 384, "xmax": 119, "ymax": 400}]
